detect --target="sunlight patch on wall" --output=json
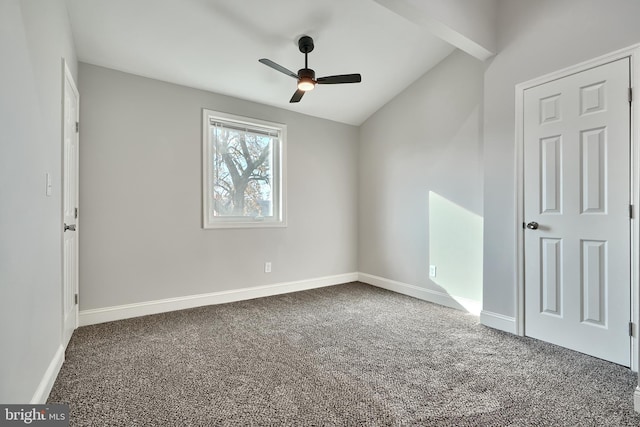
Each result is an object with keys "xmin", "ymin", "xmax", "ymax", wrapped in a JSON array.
[{"xmin": 428, "ymin": 191, "xmax": 483, "ymax": 313}]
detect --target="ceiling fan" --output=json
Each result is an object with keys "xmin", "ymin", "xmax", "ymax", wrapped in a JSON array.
[{"xmin": 259, "ymin": 35, "xmax": 362, "ymax": 103}]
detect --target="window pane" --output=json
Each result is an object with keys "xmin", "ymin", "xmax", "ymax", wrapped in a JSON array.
[{"xmin": 211, "ymin": 124, "xmax": 275, "ymax": 218}]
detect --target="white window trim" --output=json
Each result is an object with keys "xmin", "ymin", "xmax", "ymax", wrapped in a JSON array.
[{"xmin": 202, "ymin": 109, "xmax": 287, "ymax": 229}]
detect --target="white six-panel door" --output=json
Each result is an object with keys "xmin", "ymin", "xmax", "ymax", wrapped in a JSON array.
[
  {"xmin": 524, "ymin": 58, "xmax": 631, "ymax": 366},
  {"xmin": 62, "ymin": 63, "xmax": 79, "ymax": 348}
]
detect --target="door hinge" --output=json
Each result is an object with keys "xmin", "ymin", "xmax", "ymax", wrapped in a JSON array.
[
  {"xmin": 75, "ymin": 121, "xmax": 79, "ymax": 133},
  {"xmin": 74, "ymin": 293, "xmax": 78, "ymax": 305},
  {"xmin": 629, "ymin": 322, "xmax": 634, "ymax": 337},
  {"xmin": 630, "ymin": 204, "xmax": 634, "ymax": 219},
  {"xmin": 629, "ymin": 87, "xmax": 633, "ymax": 103},
  {"xmin": 75, "ymin": 207, "xmax": 78, "ymax": 219}
]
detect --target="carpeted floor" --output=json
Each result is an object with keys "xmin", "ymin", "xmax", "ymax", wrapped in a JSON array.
[{"xmin": 49, "ymin": 282, "xmax": 640, "ymax": 426}]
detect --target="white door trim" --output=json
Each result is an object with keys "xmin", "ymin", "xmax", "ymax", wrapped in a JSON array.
[
  {"xmin": 62, "ymin": 59, "xmax": 79, "ymax": 346},
  {"xmin": 514, "ymin": 43, "xmax": 640, "ymax": 373}
]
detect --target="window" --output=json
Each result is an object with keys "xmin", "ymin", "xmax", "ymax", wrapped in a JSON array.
[{"xmin": 202, "ymin": 109, "xmax": 286, "ymax": 228}]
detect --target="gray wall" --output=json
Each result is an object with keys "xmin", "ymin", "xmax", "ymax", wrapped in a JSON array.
[
  {"xmin": 78, "ymin": 64, "xmax": 359, "ymax": 310},
  {"xmin": 0, "ymin": 0, "xmax": 77, "ymax": 403},
  {"xmin": 358, "ymin": 50, "xmax": 484, "ymax": 304},
  {"xmin": 483, "ymin": 0, "xmax": 640, "ymax": 318}
]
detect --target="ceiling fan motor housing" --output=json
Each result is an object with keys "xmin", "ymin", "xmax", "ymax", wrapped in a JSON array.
[{"xmin": 298, "ymin": 68, "xmax": 315, "ymax": 80}]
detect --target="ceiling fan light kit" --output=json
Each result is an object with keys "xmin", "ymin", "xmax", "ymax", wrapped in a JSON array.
[
  {"xmin": 259, "ymin": 35, "xmax": 362, "ymax": 103},
  {"xmin": 297, "ymin": 68, "xmax": 316, "ymax": 91},
  {"xmin": 297, "ymin": 78, "xmax": 315, "ymax": 91}
]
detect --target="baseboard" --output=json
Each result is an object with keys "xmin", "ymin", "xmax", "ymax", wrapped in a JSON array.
[
  {"xmin": 79, "ymin": 272, "xmax": 359, "ymax": 326},
  {"xmin": 358, "ymin": 273, "xmax": 481, "ymax": 315},
  {"xmin": 480, "ymin": 310, "xmax": 518, "ymax": 334},
  {"xmin": 634, "ymin": 387, "xmax": 640, "ymax": 413},
  {"xmin": 30, "ymin": 344, "xmax": 64, "ymax": 404}
]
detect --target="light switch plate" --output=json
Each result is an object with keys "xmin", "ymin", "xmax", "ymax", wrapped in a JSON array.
[{"xmin": 46, "ymin": 173, "xmax": 52, "ymax": 197}]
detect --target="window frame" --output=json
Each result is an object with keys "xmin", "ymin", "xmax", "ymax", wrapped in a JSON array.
[{"xmin": 202, "ymin": 109, "xmax": 287, "ymax": 229}]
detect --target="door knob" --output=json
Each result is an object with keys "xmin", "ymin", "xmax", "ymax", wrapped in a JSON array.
[
  {"xmin": 64, "ymin": 223, "xmax": 76, "ymax": 232},
  {"xmin": 526, "ymin": 221, "xmax": 539, "ymax": 230}
]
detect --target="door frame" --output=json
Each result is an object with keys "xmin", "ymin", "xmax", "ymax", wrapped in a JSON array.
[
  {"xmin": 61, "ymin": 59, "xmax": 79, "ymax": 346},
  {"xmin": 515, "ymin": 44, "xmax": 640, "ymax": 374}
]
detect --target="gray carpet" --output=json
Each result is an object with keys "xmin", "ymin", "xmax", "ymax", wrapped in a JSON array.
[{"xmin": 49, "ymin": 282, "xmax": 640, "ymax": 426}]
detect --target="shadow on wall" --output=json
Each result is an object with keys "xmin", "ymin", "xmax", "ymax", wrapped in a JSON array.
[{"xmin": 428, "ymin": 191, "xmax": 483, "ymax": 314}]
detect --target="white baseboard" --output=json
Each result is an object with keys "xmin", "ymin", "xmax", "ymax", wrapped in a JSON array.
[
  {"xmin": 634, "ymin": 387, "xmax": 640, "ymax": 413},
  {"xmin": 31, "ymin": 344, "xmax": 64, "ymax": 404},
  {"xmin": 79, "ymin": 272, "xmax": 359, "ymax": 326},
  {"xmin": 480, "ymin": 310, "xmax": 517, "ymax": 334},
  {"xmin": 358, "ymin": 273, "xmax": 481, "ymax": 315}
]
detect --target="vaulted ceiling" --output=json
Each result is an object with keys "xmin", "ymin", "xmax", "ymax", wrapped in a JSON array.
[{"xmin": 65, "ymin": 0, "xmax": 495, "ymax": 125}]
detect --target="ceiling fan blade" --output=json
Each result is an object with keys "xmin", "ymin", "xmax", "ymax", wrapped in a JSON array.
[
  {"xmin": 290, "ymin": 89, "xmax": 305, "ymax": 103},
  {"xmin": 259, "ymin": 58, "xmax": 299, "ymax": 79},
  {"xmin": 317, "ymin": 74, "xmax": 362, "ymax": 84}
]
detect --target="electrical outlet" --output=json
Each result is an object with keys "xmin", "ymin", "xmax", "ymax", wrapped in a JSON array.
[
  {"xmin": 429, "ymin": 265, "xmax": 437, "ymax": 278},
  {"xmin": 264, "ymin": 262, "xmax": 272, "ymax": 273}
]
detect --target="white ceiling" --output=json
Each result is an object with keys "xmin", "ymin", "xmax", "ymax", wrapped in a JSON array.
[{"xmin": 65, "ymin": 0, "xmax": 456, "ymax": 126}]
